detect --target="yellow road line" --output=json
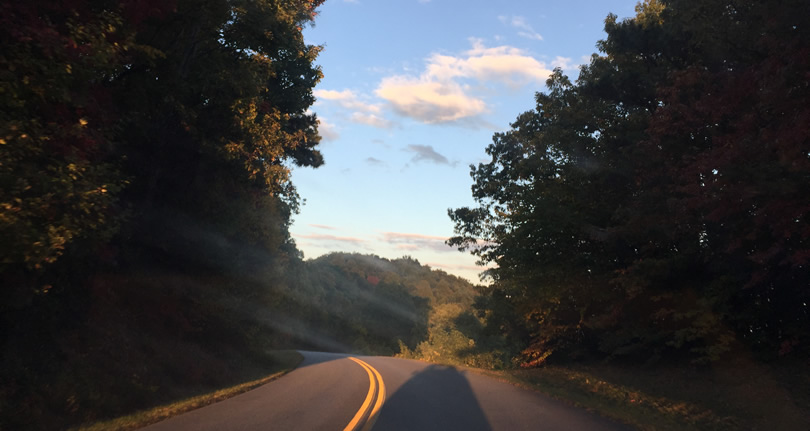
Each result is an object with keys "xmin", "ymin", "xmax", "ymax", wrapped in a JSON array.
[
  {"xmin": 362, "ymin": 361, "xmax": 385, "ymax": 431},
  {"xmin": 344, "ymin": 357, "xmax": 386, "ymax": 431}
]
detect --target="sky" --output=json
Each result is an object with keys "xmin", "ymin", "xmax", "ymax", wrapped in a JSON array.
[{"xmin": 291, "ymin": 0, "xmax": 640, "ymax": 283}]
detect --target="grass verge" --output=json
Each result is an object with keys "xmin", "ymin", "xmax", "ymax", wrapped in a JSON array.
[
  {"xmin": 484, "ymin": 357, "xmax": 810, "ymax": 431},
  {"xmin": 71, "ymin": 350, "xmax": 304, "ymax": 431}
]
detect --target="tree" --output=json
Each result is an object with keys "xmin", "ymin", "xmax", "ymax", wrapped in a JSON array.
[
  {"xmin": 1, "ymin": 0, "xmax": 327, "ymax": 304},
  {"xmin": 642, "ymin": 0, "xmax": 810, "ymax": 354},
  {"xmin": 0, "ymin": 1, "xmax": 134, "ymax": 300},
  {"xmin": 1, "ymin": 2, "xmax": 328, "ymax": 427},
  {"xmin": 450, "ymin": 0, "xmax": 810, "ymax": 364}
]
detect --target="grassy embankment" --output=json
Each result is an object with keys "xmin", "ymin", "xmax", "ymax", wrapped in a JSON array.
[
  {"xmin": 488, "ymin": 356, "xmax": 810, "ymax": 431},
  {"xmin": 71, "ymin": 350, "xmax": 303, "ymax": 431}
]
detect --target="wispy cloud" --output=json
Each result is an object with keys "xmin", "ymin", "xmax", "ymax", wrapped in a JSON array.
[
  {"xmin": 309, "ymin": 224, "xmax": 338, "ymax": 230},
  {"xmin": 376, "ymin": 40, "xmax": 551, "ymax": 124},
  {"xmin": 405, "ymin": 144, "xmax": 455, "ymax": 166},
  {"xmin": 316, "ymin": 116, "xmax": 339, "ymax": 141},
  {"xmin": 499, "ymin": 15, "xmax": 543, "ymax": 41},
  {"xmin": 315, "ymin": 89, "xmax": 392, "ymax": 128},
  {"xmin": 294, "ymin": 233, "xmax": 366, "ymax": 244},
  {"xmin": 315, "ymin": 88, "xmax": 353, "ymax": 101},
  {"xmin": 315, "ymin": 89, "xmax": 381, "ymax": 114},
  {"xmin": 381, "ymin": 231, "xmax": 454, "ymax": 253},
  {"xmin": 425, "ymin": 262, "xmax": 486, "ymax": 272},
  {"xmin": 351, "ymin": 112, "xmax": 394, "ymax": 128},
  {"xmin": 428, "ymin": 40, "xmax": 553, "ymax": 87},
  {"xmin": 383, "ymin": 232, "xmax": 448, "ymax": 241},
  {"xmin": 551, "ymin": 56, "xmax": 575, "ymax": 71},
  {"xmin": 365, "ymin": 157, "xmax": 386, "ymax": 167}
]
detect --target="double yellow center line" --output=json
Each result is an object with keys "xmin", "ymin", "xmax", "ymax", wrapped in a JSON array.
[{"xmin": 343, "ymin": 357, "xmax": 386, "ymax": 431}]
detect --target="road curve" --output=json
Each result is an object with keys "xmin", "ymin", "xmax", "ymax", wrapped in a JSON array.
[{"xmin": 141, "ymin": 351, "xmax": 630, "ymax": 431}]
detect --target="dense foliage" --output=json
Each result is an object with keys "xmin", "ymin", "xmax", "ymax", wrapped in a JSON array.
[
  {"xmin": 450, "ymin": 0, "xmax": 810, "ymax": 365},
  {"xmin": 1, "ymin": 0, "xmax": 324, "ymax": 296},
  {"xmin": 1, "ymin": 1, "xmax": 326, "ymax": 429}
]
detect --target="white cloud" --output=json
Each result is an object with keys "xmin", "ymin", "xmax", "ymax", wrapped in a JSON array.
[
  {"xmin": 376, "ymin": 40, "xmax": 551, "ymax": 124},
  {"xmin": 377, "ymin": 76, "xmax": 486, "ymax": 123}
]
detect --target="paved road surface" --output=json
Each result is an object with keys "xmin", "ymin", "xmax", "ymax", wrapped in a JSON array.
[{"xmin": 141, "ymin": 351, "xmax": 630, "ymax": 430}]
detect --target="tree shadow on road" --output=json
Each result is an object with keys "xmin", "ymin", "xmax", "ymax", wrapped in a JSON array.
[{"xmin": 375, "ymin": 364, "xmax": 492, "ymax": 431}]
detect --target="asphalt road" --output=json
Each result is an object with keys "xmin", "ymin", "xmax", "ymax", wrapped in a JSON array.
[{"xmin": 141, "ymin": 351, "xmax": 631, "ymax": 431}]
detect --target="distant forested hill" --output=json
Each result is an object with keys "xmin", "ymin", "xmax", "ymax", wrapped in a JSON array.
[
  {"xmin": 268, "ymin": 253, "xmax": 479, "ymax": 355},
  {"xmin": 313, "ymin": 253, "xmax": 477, "ymax": 306},
  {"xmin": 274, "ymin": 252, "xmax": 513, "ymax": 369}
]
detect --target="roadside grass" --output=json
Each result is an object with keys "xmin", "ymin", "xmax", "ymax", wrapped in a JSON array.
[
  {"xmin": 71, "ymin": 350, "xmax": 303, "ymax": 431},
  {"xmin": 489, "ymin": 356, "xmax": 810, "ymax": 431}
]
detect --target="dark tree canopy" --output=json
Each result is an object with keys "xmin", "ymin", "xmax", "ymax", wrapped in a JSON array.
[
  {"xmin": 0, "ymin": 1, "xmax": 327, "ymax": 428},
  {"xmin": 1, "ymin": 0, "xmax": 326, "ymax": 304},
  {"xmin": 449, "ymin": 0, "xmax": 810, "ymax": 364}
]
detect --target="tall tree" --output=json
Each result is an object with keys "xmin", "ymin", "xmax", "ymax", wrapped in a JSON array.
[{"xmin": 642, "ymin": 0, "xmax": 810, "ymax": 354}]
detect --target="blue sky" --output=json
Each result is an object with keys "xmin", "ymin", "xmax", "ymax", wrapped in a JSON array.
[{"xmin": 291, "ymin": 0, "xmax": 640, "ymax": 283}]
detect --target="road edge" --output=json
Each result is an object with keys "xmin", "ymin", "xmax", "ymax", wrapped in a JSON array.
[{"xmin": 72, "ymin": 350, "xmax": 305, "ymax": 431}]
